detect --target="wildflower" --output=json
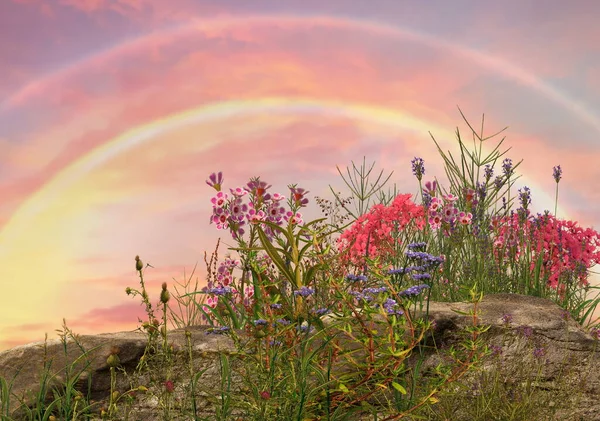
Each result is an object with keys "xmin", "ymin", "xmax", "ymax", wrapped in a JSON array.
[
  {"xmin": 289, "ymin": 186, "xmax": 310, "ymax": 207},
  {"xmin": 206, "ymin": 172, "xmax": 223, "ymax": 191},
  {"xmin": 253, "ymin": 319, "xmax": 268, "ymax": 326},
  {"xmin": 269, "ymin": 340, "xmax": 282, "ymax": 346},
  {"xmin": 388, "ymin": 267, "xmax": 410, "ymax": 276},
  {"xmin": 206, "ymin": 326, "xmax": 230, "ymax": 335},
  {"xmin": 293, "ymin": 286, "xmax": 315, "ymax": 297},
  {"xmin": 314, "ymin": 308, "xmax": 330, "ymax": 316},
  {"xmin": 519, "ymin": 325, "xmax": 533, "ymax": 339},
  {"xmin": 424, "ymin": 180, "xmax": 437, "ymax": 195},
  {"xmin": 270, "ymin": 303, "xmax": 283, "ymax": 309},
  {"xmin": 164, "ymin": 380, "xmax": 175, "ymax": 393},
  {"xmin": 259, "ymin": 390, "xmax": 271, "ymax": 400},
  {"xmin": 502, "ymin": 158, "xmax": 514, "ymax": 178},
  {"xmin": 501, "ymin": 313, "xmax": 513, "ymax": 326},
  {"xmin": 284, "ymin": 211, "xmax": 303, "ymax": 225},
  {"xmin": 490, "ymin": 344, "xmax": 503, "ymax": 356},
  {"xmin": 382, "ymin": 298, "xmax": 404, "ymax": 316},
  {"xmin": 276, "ymin": 318, "xmax": 291, "ymax": 325},
  {"xmin": 207, "ymin": 286, "xmax": 234, "ymax": 295},
  {"xmin": 160, "ymin": 282, "xmax": 170, "ymax": 304},
  {"xmin": 412, "ymin": 273, "xmax": 431, "ymax": 281},
  {"xmin": 533, "ymin": 347, "xmax": 546, "ymax": 359},
  {"xmin": 345, "ymin": 273, "xmax": 368, "ymax": 282},
  {"xmin": 399, "ymin": 284, "xmax": 430, "ymax": 297},
  {"xmin": 518, "ymin": 186, "xmax": 531, "ymax": 210},
  {"xmin": 494, "ymin": 175, "xmax": 505, "ymax": 190},
  {"xmin": 484, "ymin": 164, "xmax": 494, "ymax": 182},
  {"xmin": 407, "ymin": 242, "xmax": 427, "ymax": 251},
  {"xmin": 411, "ymin": 157, "xmax": 425, "ymax": 181},
  {"xmin": 590, "ymin": 326, "xmax": 600, "ymax": 340},
  {"xmin": 553, "ymin": 165, "xmax": 562, "ymax": 183},
  {"xmin": 271, "ymin": 192, "xmax": 285, "ymax": 202}
]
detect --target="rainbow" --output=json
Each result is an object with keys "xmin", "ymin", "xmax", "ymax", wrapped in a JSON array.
[
  {"xmin": 0, "ymin": 97, "xmax": 453, "ymax": 250},
  {"xmin": 0, "ymin": 97, "xmax": 571, "ymax": 254},
  {"xmin": 2, "ymin": 15, "xmax": 599, "ymax": 135}
]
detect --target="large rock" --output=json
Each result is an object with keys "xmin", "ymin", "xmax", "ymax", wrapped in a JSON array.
[{"xmin": 0, "ymin": 294, "xmax": 598, "ymax": 420}]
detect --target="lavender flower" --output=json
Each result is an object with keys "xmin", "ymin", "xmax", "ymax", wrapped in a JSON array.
[
  {"xmin": 494, "ymin": 175, "xmax": 505, "ymax": 190},
  {"xmin": 270, "ymin": 303, "xmax": 283, "ymax": 309},
  {"xmin": 294, "ymin": 286, "xmax": 315, "ymax": 297},
  {"xmin": 502, "ymin": 158, "xmax": 514, "ymax": 178},
  {"xmin": 518, "ymin": 186, "xmax": 531, "ymax": 210},
  {"xmin": 533, "ymin": 347, "xmax": 546, "ymax": 359},
  {"xmin": 388, "ymin": 267, "xmax": 411, "ymax": 276},
  {"xmin": 484, "ymin": 165, "xmax": 494, "ymax": 182},
  {"xmin": 553, "ymin": 165, "xmax": 562, "ymax": 183},
  {"xmin": 411, "ymin": 157, "xmax": 425, "ymax": 181},
  {"xmin": 253, "ymin": 319, "xmax": 268, "ymax": 326},
  {"xmin": 276, "ymin": 318, "xmax": 291, "ymax": 325}
]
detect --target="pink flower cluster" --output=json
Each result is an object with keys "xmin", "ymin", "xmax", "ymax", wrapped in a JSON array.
[
  {"xmin": 427, "ymin": 193, "xmax": 473, "ymax": 231},
  {"xmin": 206, "ymin": 172, "xmax": 308, "ymax": 240},
  {"xmin": 337, "ymin": 194, "xmax": 425, "ymax": 268},
  {"xmin": 493, "ymin": 213, "xmax": 600, "ymax": 288}
]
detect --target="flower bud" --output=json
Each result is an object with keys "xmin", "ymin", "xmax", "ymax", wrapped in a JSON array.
[
  {"xmin": 112, "ymin": 391, "xmax": 119, "ymax": 401},
  {"xmin": 125, "ymin": 287, "xmax": 132, "ymax": 295},
  {"xmin": 137, "ymin": 385, "xmax": 148, "ymax": 392},
  {"xmin": 160, "ymin": 283, "xmax": 170, "ymax": 304},
  {"xmin": 135, "ymin": 255, "xmax": 143, "ymax": 271}
]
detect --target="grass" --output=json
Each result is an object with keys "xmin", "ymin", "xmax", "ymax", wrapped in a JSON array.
[{"xmin": 1, "ymin": 110, "xmax": 599, "ymax": 420}]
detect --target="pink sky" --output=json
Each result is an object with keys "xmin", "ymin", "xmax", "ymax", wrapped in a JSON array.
[{"xmin": 1, "ymin": 0, "xmax": 599, "ymax": 350}]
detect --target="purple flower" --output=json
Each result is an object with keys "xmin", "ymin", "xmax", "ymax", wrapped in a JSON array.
[
  {"xmin": 293, "ymin": 286, "xmax": 315, "ymax": 297},
  {"xmin": 411, "ymin": 157, "xmax": 425, "ymax": 181},
  {"xmin": 399, "ymin": 284, "xmax": 430, "ymax": 297},
  {"xmin": 276, "ymin": 318, "xmax": 291, "ymax": 325},
  {"xmin": 533, "ymin": 347, "xmax": 546, "ymax": 359},
  {"xmin": 494, "ymin": 175, "xmax": 505, "ymax": 190},
  {"xmin": 553, "ymin": 165, "xmax": 562, "ymax": 183},
  {"xmin": 314, "ymin": 308, "xmax": 330, "ymax": 316},
  {"xmin": 206, "ymin": 326, "xmax": 230, "ymax": 335},
  {"xmin": 519, "ymin": 325, "xmax": 534, "ymax": 338},
  {"xmin": 502, "ymin": 158, "xmax": 514, "ymax": 178},
  {"xmin": 253, "ymin": 319, "xmax": 268, "ymax": 326},
  {"xmin": 407, "ymin": 242, "xmax": 427, "ymax": 251},
  {"xmin": 346, "ymin": 274, "xmax": 368, "ymax": 282},
  {"xmin": 501, "ymin": 313, "xmax": 513, "ymax": 325},
  {"xmin": 289, "ymin": 186, "xmax": 310, "ymax": 207},
  {"xmin": 207, "ymin": 286, "xmax": 234, "ymax": 296},
  {"xmin": 484, "ymin": 165, "xmax": 494, "ymax": 182},
  {"xmin": 518, "ymin": 186, "xmax": 531, "ymax": 210},
  {"xmin": 270, "ymin": 303, "xmax": 283, "ymax": 310},
  {"xmin": 382, "ymin": 298, "xmax": 404, "ymax": 316},
  {"xmin": 206, "ymin": 172, "xmax": 223, "ymax": 191},
  {"xmin": 490, "ymin": 344, "xmax": 503, "ymax": 356},
  {"xmin": 412, "ymin": 273, "xmax": 431, "ymax": 281}
]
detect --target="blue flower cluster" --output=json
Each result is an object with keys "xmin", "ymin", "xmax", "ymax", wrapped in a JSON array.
[
  {"xmin": 398, "ymin": 284, "xmax": 430, "ymax": 297},
  {"xmin": 253, "ymin": 319, "xmax": 268, "ymax": 326},
  {"xmin": 207, "ymin": 286, "xmax": 234, "ymax": 295},
  {"xmin": 382, "ymin": 298, "xmax": 404, "ymax": 316},
  {"xmin": 206, "ymin": 326, "xmax": 230, "ymax": 335},
  {"xmin": 346, "ymin": 273, "xmax": 368, "ymax": 282},
  {"xmin": 294, "ymin": 286, "xmax": 315, "ymax": 297}
]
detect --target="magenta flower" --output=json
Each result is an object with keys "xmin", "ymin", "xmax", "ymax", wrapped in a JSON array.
[
  {"xmin": 206, "ymin": 172, "xmax": 223, "ymax": 191},
  {"xmin": 424, "ymin": 180, "xmax": 437, "ymax": 196},
  {"xmin": 211, "ymin": 191, "xmax": 229, "ymax": 209},
  {"xmin": 284, "ymin": 211, "xmax": 303, "ymax": 225},
  {"xmin": 230, "ymin": 186, "xmax": 248, "ymax": 198},
  {"xmin": 290, "ymin": 186, "xmax": 310, "ymax": 207},
  {"xmin": 245, "ymin": 178, "xmax": 272, "ymax": 200}
]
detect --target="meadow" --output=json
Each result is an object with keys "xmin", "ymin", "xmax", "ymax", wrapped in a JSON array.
[{"xmin": 1, "ymin": 111, "xmax": 599, "ymax": 420}]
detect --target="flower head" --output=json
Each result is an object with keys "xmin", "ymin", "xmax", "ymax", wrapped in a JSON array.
[
  {"xmin": 502, "ymin": 158, "xmax": 514, "ymax": 178},
  {"xmin": 206, "ymin": 172, "xmax": 223, "ymax": 191},
  {"xmin": 484, "ymin": 165, "xmax": 494, "ymax": 182},
  {"xmin": 411, "ymin": 157, "xmax": 425, "ymax": 181},
  {"xmin": 293, "ymin": 286, "xmax": 315, "ymax": 297},
  {"xmin": 289, "ymin": 186, "xmax": 310, "ymax": 207},
  {"xmin": 553, "ymin": 165, "xmax": 562, "ymax": 183}
]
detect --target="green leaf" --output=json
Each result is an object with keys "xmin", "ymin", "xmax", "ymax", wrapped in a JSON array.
[{"xmin": 391, "ymin": 382, "xmax": 407, "ymax": 395}]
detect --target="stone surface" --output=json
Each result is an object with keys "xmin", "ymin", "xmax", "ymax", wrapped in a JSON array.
[{"xmin": 0, "ymin": 294, "xmax": 598, "ymax": 420}]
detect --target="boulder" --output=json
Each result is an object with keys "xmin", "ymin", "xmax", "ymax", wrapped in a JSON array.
[{"xmin": 0, "ymin": 294, "xmax": 597, "ymax": 420}]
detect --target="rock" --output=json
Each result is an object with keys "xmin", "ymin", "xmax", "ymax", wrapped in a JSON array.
[{"xmin": 0, "ymin": 294, "xmax": 598, "ymax": 420}]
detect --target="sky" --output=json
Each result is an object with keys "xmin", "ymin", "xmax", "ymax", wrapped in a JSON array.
[{"xmin": 1, "ymin": 0, "xmax": 599, "ymax": 351}]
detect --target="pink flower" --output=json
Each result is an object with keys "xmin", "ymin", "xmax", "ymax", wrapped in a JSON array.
[
  {"xmin": 211, "ymin": 191, "xmax": 229, "ymax": 209},
  {"xmin": 206, "ymin": 172, "xmax": 223, "ymax": 191}
]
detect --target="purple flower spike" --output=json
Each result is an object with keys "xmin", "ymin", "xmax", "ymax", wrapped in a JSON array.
[
  {"xmin": 206, "ymin": 172, "xmax": 223, "ymax": 191},
  {"xmin": 411, "ymin": 157, "xmax": 425, "ymax": 181},
  {"xmin": 553, "ymin": 165, "xmax": 562, "ymax": 183}
]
